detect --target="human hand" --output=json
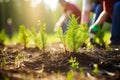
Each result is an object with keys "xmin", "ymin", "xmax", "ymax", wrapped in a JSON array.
[
  {"xmin": 89, "ymin": 24, "xmax": 100, "ymax": 33},
  {"xmin": 89, "ymin": 24, "xmax": 100, "ymax": 39}
]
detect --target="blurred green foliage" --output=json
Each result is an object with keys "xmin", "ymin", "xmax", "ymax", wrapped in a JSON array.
[
  {"xmin": 0, "ymin": 0, "xmax": 61, "ymax": 34},
  {"xmin": 0, "ymin": 29, "xmax": 7, "ymax": 45},
  {"xmin": 0, "ymin": 0, "xmax": 82, "ymax": 35}
]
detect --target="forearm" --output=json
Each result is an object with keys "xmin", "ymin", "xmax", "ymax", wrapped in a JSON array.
[
  {"xmin": 81, "ymin": 10, "xmax": 91, "ymax": 24},
  {"xmin": 81, "ymin": 0, "xmax": 92, "ymax": 24},
  {"xmin": 94, "ymin": 11, "xmax": 110, "ymax": 25}
]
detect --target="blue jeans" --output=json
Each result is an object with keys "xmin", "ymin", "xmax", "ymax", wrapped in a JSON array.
[
  {"xmin": 91, "ymin": 3, "xmax": 112, "ymax": 24},
  {"xmin": 111, "ymin": 2, "xmax": 120, "ymax": 44},
  {"xmin": 61, "ymin": 17, "xmax": 70, "ymax": 34},
  {"xmin": 92, "ymin": 2, "xmax": 120, "ymax": 44}
]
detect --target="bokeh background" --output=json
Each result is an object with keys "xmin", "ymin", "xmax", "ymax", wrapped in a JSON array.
[{"xmin": 0, "ymin": 0, "xmax": 82, "ymax": 37}]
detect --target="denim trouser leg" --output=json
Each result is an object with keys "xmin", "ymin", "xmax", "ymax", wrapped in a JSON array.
[
  {"xmin": 61, "ymin": 17, "xmax": 70, "ymax": 34},
  {"xmin": 111, "ymin": 2, "xmax": 120, "ymax": 43},
  {"xmin": 92, "ymin": 3, "xmax": 103, "ymax": 23}
]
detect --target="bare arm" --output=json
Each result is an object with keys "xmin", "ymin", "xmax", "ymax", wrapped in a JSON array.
[
  {"xmin": 81, "ymin": 0, "xmax": 92, "ymax": 24},
  {"xmin": 94, "ymin": 10, "xmax": 110, "ymax": 25},
  {"xmin": 89, "ymin": 10, "xmax": 110, "ymax": 32}
]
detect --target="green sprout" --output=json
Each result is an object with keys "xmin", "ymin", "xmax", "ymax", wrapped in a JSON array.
[
  {"xmin": 66, "ymin": 15, "xmax": 89, "ymax": 52},
  {"xmin": 69, "ymin": 57, "xmax": 79, "ymax": 70},
  {"xmin": 93, "ymin": 30, "xmax": 105, "ymax": 47},
  {"xmin": 15, "ymin": 55, "xmax": 19, "ymax": 63},
  {"xmin": 57, "ymin": 27, "xmax": 67, "ymax": 52},
  {"xmin": 30, "ymin": 27, "xmax": 39, "ymax": 48},
  {"xmin": 67, "ymin": 71, "xmax": 74, "ymax": 80},
  {"xmin": 80, "ymin": 68, "xmax": 84, "ymax": 76},
  {"xmin": 18, "ymin": 25, "xmax": 30, "ymax": 49},
  {"xmin": 37, "ymin": 22, "xmax": 47, "ymax": 53},
  {"xmin": 93, "ymin": 64, "xmax": 99, "ymax": 75},
  {"xmin": 1, "ymin": 57, "xmax": 7, "ymax": 68}
]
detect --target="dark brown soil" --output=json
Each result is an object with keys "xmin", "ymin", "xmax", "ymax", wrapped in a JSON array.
[{"xmin": 0, "ymin": 43, "xmax": 120, "ymax": 80}]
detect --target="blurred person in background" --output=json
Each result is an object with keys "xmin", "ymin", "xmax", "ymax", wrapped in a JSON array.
[
  {"xmin": 81, "ymin": 0, "xmax": 120, "ymax": 46},
  {"xmin": 54, "ymin": 0, "xmax": 81, "ymax": 34}
]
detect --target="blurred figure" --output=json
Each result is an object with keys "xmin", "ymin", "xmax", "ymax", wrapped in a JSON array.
[
  {"xmin": 6, "ymin": 18, "xmax": 14, "ymax": 38},
  {"xmin": 54, "ymin": 0, "xmax": 81, "ymax": 34},
  {"xmin": 81, "ymin": 0, "xmax": 120, "ymax": 46}
]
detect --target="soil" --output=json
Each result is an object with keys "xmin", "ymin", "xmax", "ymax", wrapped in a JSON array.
[{"xmin": 0, "ymin": 43, "xmax": 120, "ymax": 80}]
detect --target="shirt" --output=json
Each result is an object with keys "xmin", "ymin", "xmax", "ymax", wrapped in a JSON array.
[
  {"xmin": 64, "ymin": 2, "xmax": 81, "ymax": 22},
  {"xmin": 101, "ymin": 0, "xmax": 120, "ymax": 12}
]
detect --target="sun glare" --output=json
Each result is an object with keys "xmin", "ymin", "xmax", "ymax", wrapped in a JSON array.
[
  {"xmin": 31, "ymin": 0, "xmax": 41, "ymax": 8},
  {"xmin": 44, "ymin": 0, "xmax": 58, "ymax": 10},
  {"xmin": 30, "ymin": 0, "xmax": 76, "ymax": 9}
]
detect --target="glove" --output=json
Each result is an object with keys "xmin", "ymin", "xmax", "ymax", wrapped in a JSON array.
[
  {"xmin": 89, "ymin": 24, "xmax": 100, "ymax": 33},
  {"xmin": 89, "ymin": 24, "xmax": 100, "ymax": 42}
]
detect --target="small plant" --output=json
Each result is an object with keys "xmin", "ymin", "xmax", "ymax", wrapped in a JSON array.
[
  {"xmin": 15, "ymin": 55, "xmax": 19, "ymax": 63},
  {"xmin": 69, "ymin": 57, "xmax": 79, "ymax": 70},
  {"xmin": 66, "ymin": 15, "xmax": 89, "ymax": 52},
  {"xmin": 0, "ymin": 29, "xmax": 7, "ymax": 45},
  {"xmin": 80, "ymin": 67, "xmax": 84, "ymax": 76},
  {"xmin": 5, "ymin": 76, "xmax": 9, "ymax": 80},
  {"xmin": 93, "ymin": 64, "xmax": 99, "ymax": 75},
  {"xmin": 1, "ymin": 57, "xmax": 7, "ymax": 68},
  {"xmin": 67, "ymin": 71, "xmax": 74, "ymax": 80},
  {"xmin": 57, "ymin": 27, "xmax": 67, "ymax": 52},
  {"xmin": 30, "ymin": 27, "xmax": 39, "ymax": 48},
  {"xmin": 15, "ymin": 54, "xmax": 20, "ymax": 68},
  {"xmin": 91, "ymin": 29, "xmax": 105, "ymax": 47},
  {"xmin": 18, "ymin": 25, "xmax": 30, "ymax": 49},
  {"xmin": 37, "ymin": 22, "xmax": 47, "ymax": 53}
]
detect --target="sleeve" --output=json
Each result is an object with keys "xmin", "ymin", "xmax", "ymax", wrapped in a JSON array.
[{"xmin": 102, "ymin": 0, "xmax": 114, "ymax": 12}]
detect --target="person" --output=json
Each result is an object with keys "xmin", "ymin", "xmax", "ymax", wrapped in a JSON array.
[
  {"xmin": 54, "ymin": 0, "xmax": 81, "ymax": 34},
  {"xmin": 81, "ymin": 0, "xmax": 120, "ymax": 46}
]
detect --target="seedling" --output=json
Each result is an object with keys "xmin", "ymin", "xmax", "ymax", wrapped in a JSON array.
[
  {"xmin": 57, "ymin": 27, "xmax": 67, "ymax": 52},
  {"xmin": 80, "ymin": 67, "xmax": 84, "ymax": 76},
  {"xmin": 1, "ymin": 57, "xmax": 7, "ymax": 68},
  {"xmin": 18, "ymin": 25, "xmax": 30, "ymax": 49},
  {"xmin": 67, "ymin": 71, "xmax": 74, "ymax": 80},
  {"xmin": 30, "ymin": 27, "xmax": 39, "ymax": 48},
  {"xmin": 93, "ymin": 64, "xmax": 99, "ymax": 75},
  {"xmin": 15, "ymin": 54, "xmax": 20, "ymax": 68},
  {"xmin": 66, "ymin": 15, "xmax": 89, "ymax": 52},
  {"xmin": 92, "ymin": 29, "xmax": 105, "ymax": 47},
  {"xmin": 37, "ymin": 22, "xmax": 47, "ymax": 53},
  {"xmin": 69, "ymin": 57, "xmax": 79, "ymax": 70}
]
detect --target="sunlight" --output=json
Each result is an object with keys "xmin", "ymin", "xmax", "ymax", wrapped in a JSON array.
[
  {"xmin": 44, "ymin": 0, "xmax": 76, "ymax": 10},
  {"xmin": 44, "ymin": 0, "xmax": 58, "ymax": 10},
  {"xmin": 30, "ymin": 0, "xmax": 76, "ymax": 9},
  {"xmin": 30, "ymin": 0, "xmax": 41, "ymax": 8}
]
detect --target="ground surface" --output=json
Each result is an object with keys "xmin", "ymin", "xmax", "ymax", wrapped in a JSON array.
[{"xmin": 0, "ymin": 43, "xmax": 120, "ymax": 80}]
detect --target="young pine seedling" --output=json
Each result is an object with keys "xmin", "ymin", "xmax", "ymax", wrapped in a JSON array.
[
  {"xmin": 56, "ymin": 27, "xmax": 67, "ymax": 52},
  {"xmin": 69, "ymin": 57, "xmax": 79, "ymax": 70},
  {"xmin": 30, "ymin": 27, "xmax": 40, "ymax": 48},
  {"xmin": 66, "ymin": 15, "xmax": 89, "ymax": 52},
  {"xmin": 37, "ymin": 22, "xmax": 47, "ymax": 53},
  {"xmin": 18, "ymin": 25, "xmax": 30, "ymax": 49}
]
